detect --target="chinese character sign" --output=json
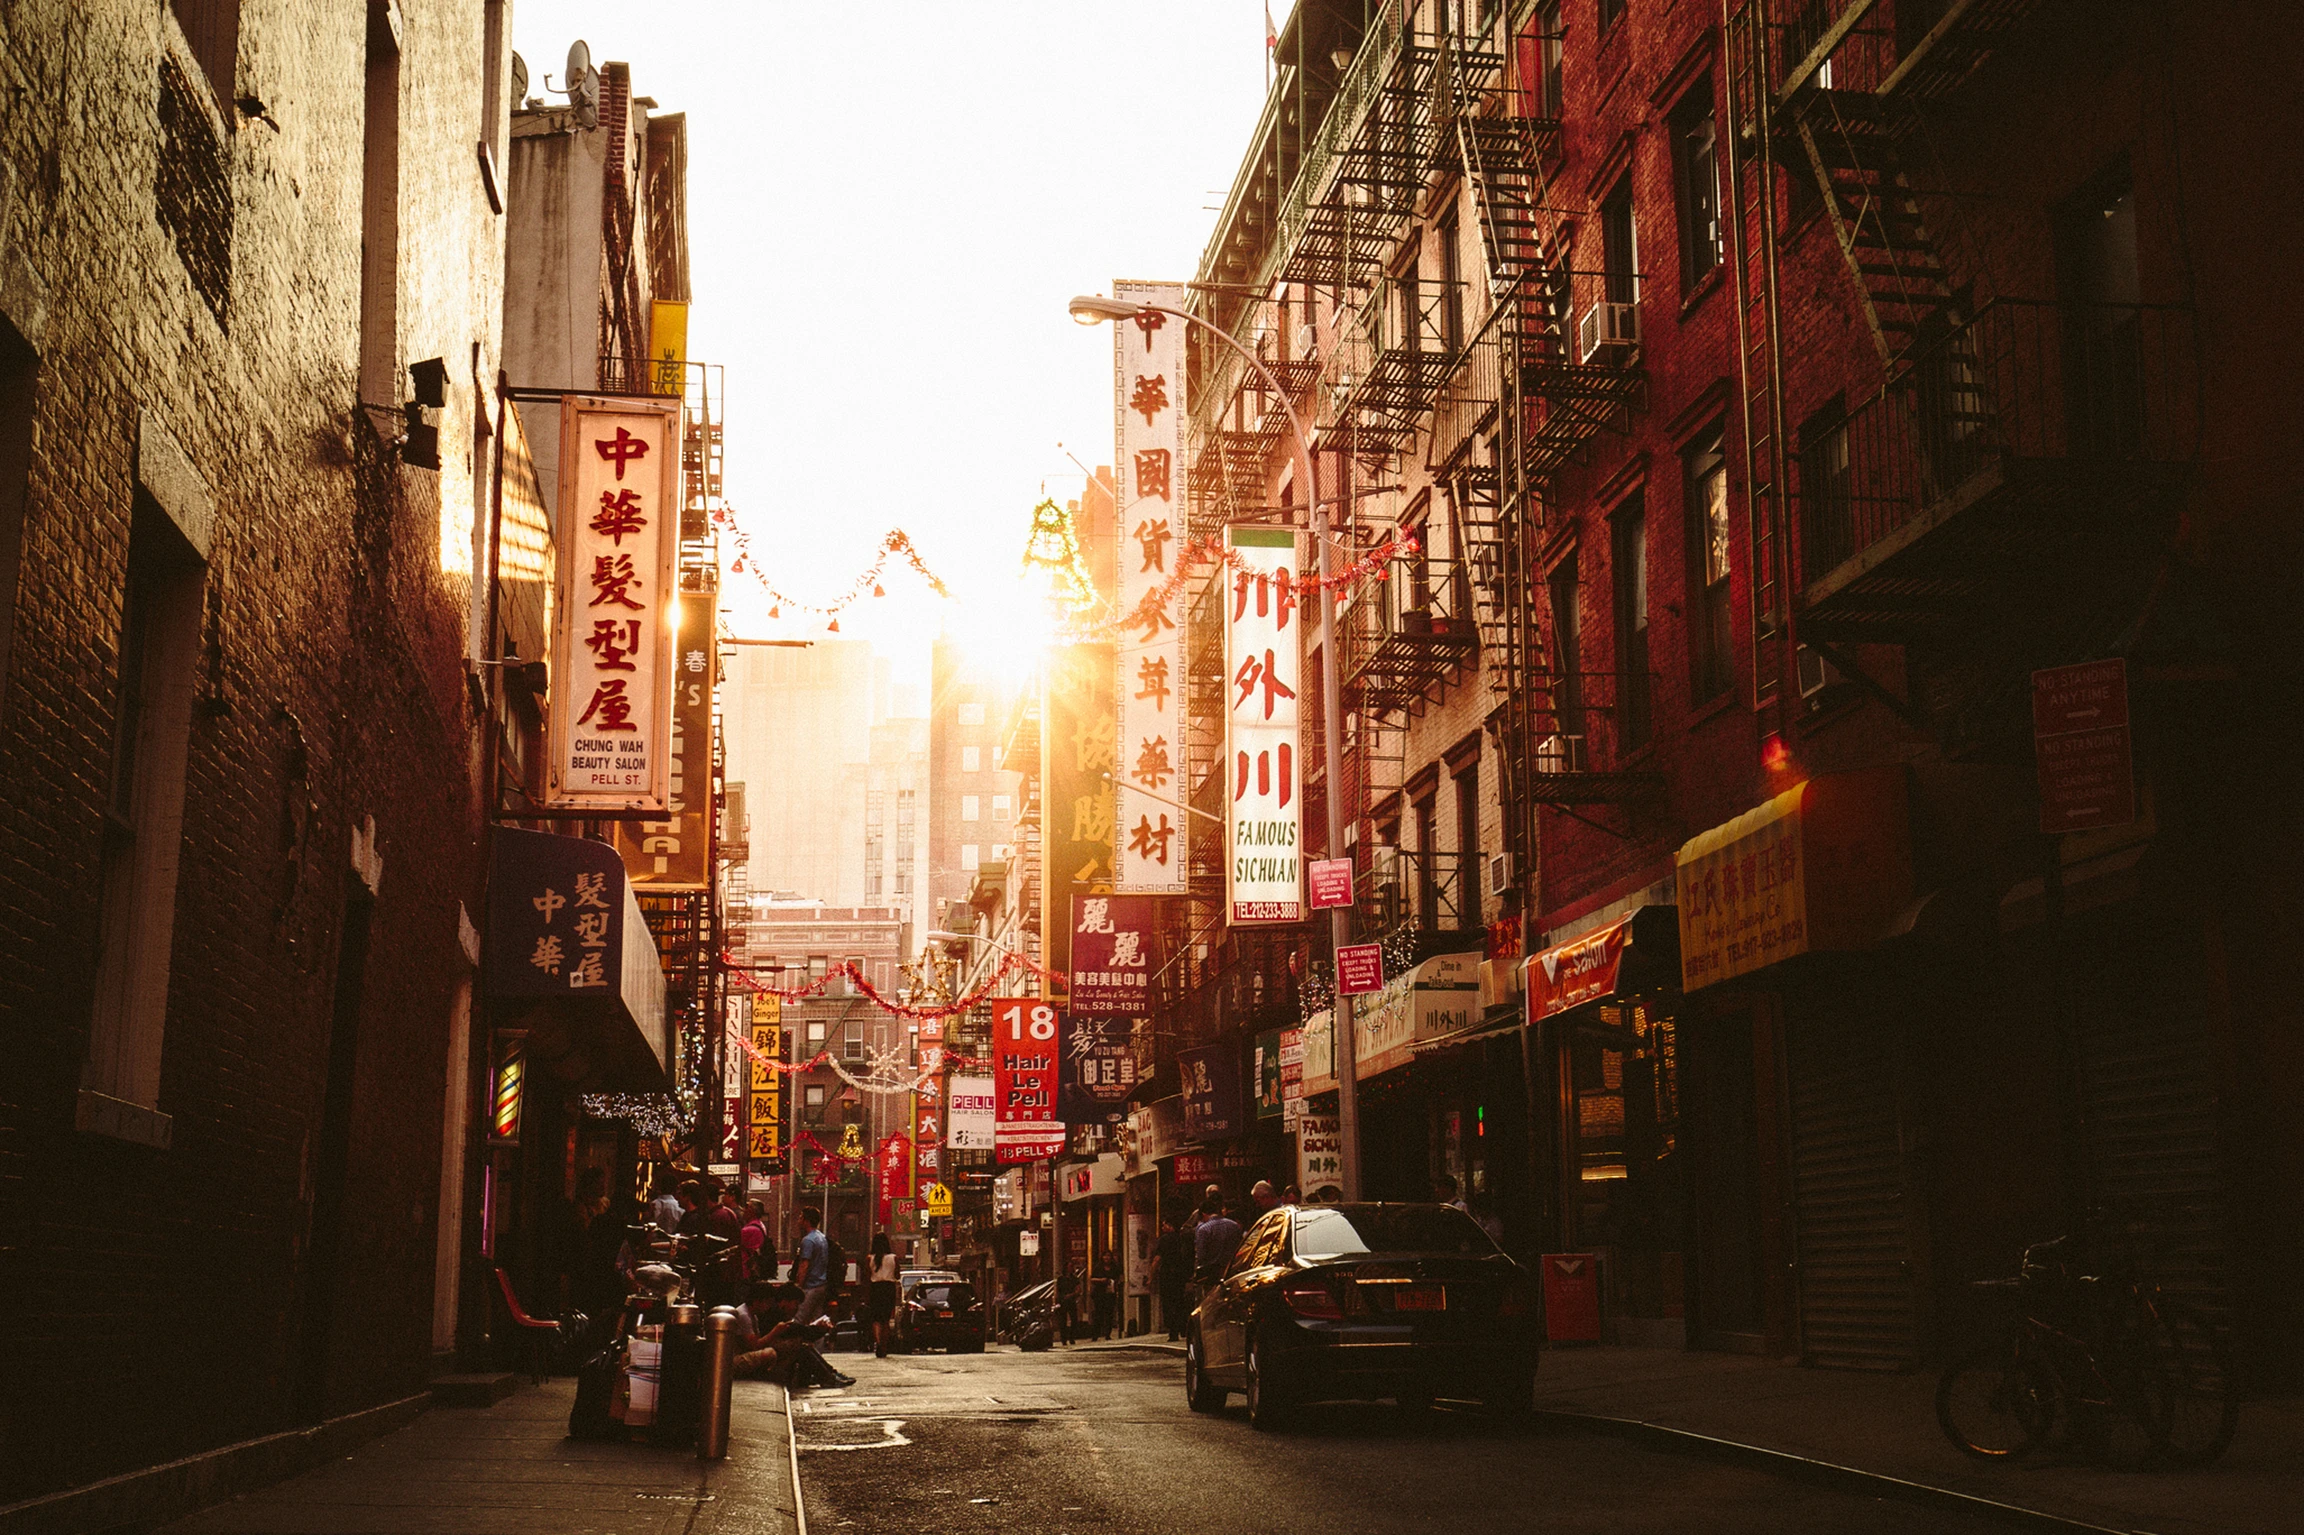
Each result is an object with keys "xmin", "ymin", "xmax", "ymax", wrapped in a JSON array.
[
  {"xmin": 1060, "ymin": 1014, "xmax": 1138, "ymax": 1126},
  {"xmin": 947, "ymin": 1075, "xmax": 996, "ymax": 1150},
  {"xmin": 484, "ymin": 827, "xmax": 629, "ymax": 998},
  {"xmin": 1068, "ymin": 894, "xmax": 1157, "ymax": 1016},
  {"xmin": 1677, "ymin": 784, "xmax": 1808, "ymax": 991},
  {"xmin": 747, "ymin": 995, "xmax": 786, "ymax": 1174},
  {"xmin": 992, "ymin": 999, "xmax": 1068, "ymax": 1163},
  {"xmin": 1225, "ymin": 525, "xmax": 1304, "ymax": 923},
  {"xmin": 548, "ymin": 396, "xmax": 682, "ymax": 811},
  {"xmin": 611, "ymin": 580, "xmax": 716, "ymax": 887},
  {"xmin": 875, "ymin": 1132, "xmax": 912, "ymax": 1228},
  {"xmin": 1044, "ymin": 643, "xmax": 1116, "ymax": 981},
  {"xmin": 1112, "ymin": 280, "xmax": 1188, "ymax": 893}
]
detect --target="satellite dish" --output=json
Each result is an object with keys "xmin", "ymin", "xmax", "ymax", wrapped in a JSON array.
[
  {"xmin": 546, "ymin": 41, "xmax": 599, "ymax": 130},
  {"xmin": 510, "ymin": 51, "xmax": 528, "ymax": 107},
  {"xmin": 564, "ymin": 40, "xmax": 591, "ymax": 89}
]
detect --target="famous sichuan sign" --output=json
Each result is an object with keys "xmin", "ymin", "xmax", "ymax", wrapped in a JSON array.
[{"xmin": 547, "ymin": 395, "xmax": 683, "ymax": 811}]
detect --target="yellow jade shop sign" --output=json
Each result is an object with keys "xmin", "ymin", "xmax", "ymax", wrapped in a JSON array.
[{"xmin": 1676, "ymin": 769, "xmax": 1910, "ymax": 992}]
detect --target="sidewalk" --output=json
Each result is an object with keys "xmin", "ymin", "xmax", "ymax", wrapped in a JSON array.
[
  {"xmin": 156, "ymin": 1380, "xmax": 802, "ymax": 1535},
  {"xmin": 1082, "ymin": 1336, "xmax": 2294, "ymax": 1534}
]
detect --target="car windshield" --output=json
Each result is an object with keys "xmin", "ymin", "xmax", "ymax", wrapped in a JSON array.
[
  {"xmin": 1291, "ymin": 1204, "xmax": 1499, "ymax": 1260},
  {"xmin": 915, "ymin": 1283, "xmax": 975, "ymax": 1309}
]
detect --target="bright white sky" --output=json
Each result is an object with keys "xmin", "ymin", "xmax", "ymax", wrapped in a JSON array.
[{"xmin": 512, "ymin": 2, "xmax": 1283, "ymax": 689}]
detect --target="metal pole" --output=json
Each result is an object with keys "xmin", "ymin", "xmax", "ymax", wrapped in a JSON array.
[{"xmin": 1138, "ymin": 303, "xmax": 1360, "ymax": 1201}]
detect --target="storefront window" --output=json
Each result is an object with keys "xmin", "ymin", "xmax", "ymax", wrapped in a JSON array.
[{"xmin": 1566, "ymin": 1001, "xmax": 1685, "ymax": 1329}]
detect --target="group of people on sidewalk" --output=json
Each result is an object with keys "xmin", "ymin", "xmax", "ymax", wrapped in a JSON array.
[{"xmin": 1153, "ymin": 1179, "xmax": 1299, "ymax": 1340}]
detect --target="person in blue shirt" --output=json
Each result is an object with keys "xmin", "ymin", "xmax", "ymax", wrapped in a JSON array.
[{"xmin": 793, "ymin": 1206, "xmax": 831, "ymax": 1324}]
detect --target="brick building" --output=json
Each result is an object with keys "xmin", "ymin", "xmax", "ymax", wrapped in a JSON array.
[
  {"xmin": 1163, "ymin": 0, "xmax": 2302, "ymax": 1383},
  {"xmin": 0, "ymin": 0, "xmax": 516, "ymax": 1511}
]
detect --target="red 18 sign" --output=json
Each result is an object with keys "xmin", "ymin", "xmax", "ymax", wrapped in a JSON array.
[{"xmin": 992, "ymin": 999, "xmax": 1068, "ymax": 1164}]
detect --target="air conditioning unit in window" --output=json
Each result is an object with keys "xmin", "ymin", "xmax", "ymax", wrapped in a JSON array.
[
  {"xmin": 1487, "ymin": 851, "xmax": 1512, "ymax": 898},
  {"xmin": 1576, "ymin": 301, "xmax": 1640, "ymax": 363},
  {"xmin": 1796, "ymin": 643, "xmax": 1843, "ymax": 703},
  {"xmin": 1534, "ymin": 733, "xmax": 1586, "ymax": 773}
]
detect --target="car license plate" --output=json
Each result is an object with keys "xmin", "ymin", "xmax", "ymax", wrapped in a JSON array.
[
  {"xmin": 1394, "ymin": 1286, "xmax": 1446, "ymax": 1312},
  {"xmin": 934, "ymin": 1310, "xmax": 950, "ymax": 1318}
]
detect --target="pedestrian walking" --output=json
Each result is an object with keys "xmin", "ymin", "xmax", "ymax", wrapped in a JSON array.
[
  {"xmin": 1155, "ymin": 1216, "xmax": 1192, "ymax": 1339},
  {"xmin": 740, "ymin": 1199, "xmax": 771, "ymax": 1282},
  {"xmin": 1192, "ymin": 1190, "xmax": 1243, "ymax": 1291},
  {"xmin": 866, "ymin": 1232, "xmax": 900, "ymax": 1357},
  {"xmin": 792, "ymin": 1205, "xmax": 832, "ymax": 1325},
  {"xmin": 1055, "ymin": 1266, "xmax": 1082, "ymax": 1345}
]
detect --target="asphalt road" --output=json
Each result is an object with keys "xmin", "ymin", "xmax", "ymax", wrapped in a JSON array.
[{"xmin": 793, "ymin": 1344, "xmax": 2002, "ymax": 1534}]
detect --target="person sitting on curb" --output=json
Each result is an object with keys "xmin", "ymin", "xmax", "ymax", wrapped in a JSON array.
[{"xmin": 734, "ymin": 1281, "xmax": 854, "ymax": 1391}]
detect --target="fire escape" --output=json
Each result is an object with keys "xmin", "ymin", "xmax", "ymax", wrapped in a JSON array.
[{"xmin": 1725, "ymin": 0, "xmax": 2195, "ymax": 749}]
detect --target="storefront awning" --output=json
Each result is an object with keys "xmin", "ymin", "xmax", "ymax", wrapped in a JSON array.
[
  {"xmin": 485, "ymin": 826, "xmax": 669, "ymax": 1091},
  {"xmin": 1675, "ymin": 767, "xmax": 1910, "ymax": 992},
  {"xmin": 1525, "ymin": 903, "xmax": 1682, "ymax": 1021}
]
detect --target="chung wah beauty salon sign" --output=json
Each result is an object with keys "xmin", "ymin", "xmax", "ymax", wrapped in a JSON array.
[
  {"xmin": 547, "ymin": 395, "xmax": 682, "ymax": 811},
  {"xmin": 1225, "ymin": 524, "xmax": 1304, "ymax": 924}
]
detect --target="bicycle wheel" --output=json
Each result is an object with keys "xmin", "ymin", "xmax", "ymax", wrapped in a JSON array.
[
  {"xmin": 2150, "ymin": 1305, "xmax": 2239, "ymax": 1466},
  {"xmin": 2087, "ymin": 1302, "xmax": 2175, "ymax": 1470},
  {"xmin": 1938, "ymin": 1332, "xmax": 2055, "ymax": 1458}
]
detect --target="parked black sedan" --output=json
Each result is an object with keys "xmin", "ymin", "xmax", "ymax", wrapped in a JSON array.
[
  {"xmin": 896, "ymin": 1279, "xmax": 988, "ymax": 1353},
  {"xmin": 1185, "ymin": 1203, "xmax": 1539, "ymax": 1430}
]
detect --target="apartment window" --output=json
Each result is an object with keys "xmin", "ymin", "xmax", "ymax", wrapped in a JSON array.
[
  {"xmin": 1611, "ymin": 496, "xmax": 1651, "ymax": 753},
  {"xmin": 958, "ymin": 701, "xmax": 986, "ymax": 726},
  {"xmin": 806, "ymin": 1021, "xmax": 828, "ymax": 1044},
  {"xmin": 1547, "ymin": 554, "xmax": 1585, "ymax": 744},
  {"xmin": 993, "ymin": 794, "xmax": 1012, "ymax": 821},
  {"xmin": 477, "ymin": 0, "xmax": 508, "ymax": 211},
  {"xmin": 1601, "ymin": 179, "xmax": 1638, "ymax": 306},
  {"xmin": 169, "ymin": 0, "xmax": 240, "ymax": 109},
  {"xmin": 867, "ymin": 870, "xmax": 884, "ymax": 897},
  {"xmin": 1439, "ymin": 211, "xmax": 1464, "ymax": 354},
  {"xmin": 84, "ymin": 496, "xmax": 210, "ymax": 1145},
  {"xmin": 1453, "ymin": 757, "xmax": 1480, "ymax": 920},
  {"xmin": 1397, "ymin": 262, "xmax": 1422, "ymax": 356},
  {"xmin": 842, "ymin": 1034, "xmax": 866, "ymax": 1063},
  {"xmin": 1535, "ymin": 4, "xmax": 1565, "ymax": 120},
  {"xmin": 1783, "ymin": 0, "xmax": 1836, "ymax": 90},
  {"xmin": 1685, "ymin": 432, "xmax": 1733, "ymax": 702},
  {"xmin": 961, "ymin": 844, "xmax": 980, "ymax": 871},
  {"xmin": 1798, "ymin": 400, "xmax": 1853, "ymax": 583},
  {"xmin": 961, "ymin": 745, "xmax": 981, "ymax": 773},
  {"xmin": 807, "ymin": 954, "xmax": 827, "ymax": 986},
  {"xmin": 1672, "ymin": 83, "xmax": 1722, "ymax": 292},
  {"xmin": 359, "ymin": 4, "xmax": 401, "ymax": 406},
  {"xmin": 846, "ymin": 957, "xmax": 865, "ymax": 997},
  {"xmin": 961, "ymin": 795, "xmax": 981, "ymax": 822}
]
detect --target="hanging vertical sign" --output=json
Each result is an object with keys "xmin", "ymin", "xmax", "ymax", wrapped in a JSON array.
[
  {"xmin": 1044, "ymin": 642, "xmax": 1117, "ymax": 985},
  {"xmin": 947, "ymin": 1075, "xmax": 996, "ymax": 1151},
  {"xmin": 747, "ymin": 995, "xmax": 786, "ymax": 1175},
  {"xmin": 913, "ymin": 1028, "xmax": 944, "ymax": 1204},
  {"xmin": 993, "ymin": 998, "xmax": 1068, "ymax": 1163},
  {"xmin": 547, "ymin": 395, "xmax": 682, "ymax": 811},
  {"xmin": 1069, "ymin": 894, "xmax": 1157, "ymax": 1015},
  {"xmin": 612, "ymin": 588, "xmax": 715, "ymax": 887},
  {"xmin": 1225, "ymin": 525, "xmax": 1304, "ymax": 924},
  {"xmin": 1113, "ymin": 279, "xmax": 1189, "ymax": 894},
  {"xmin": 875, "ymin": 1131, "xmax": 913, "ymax": 1229}
]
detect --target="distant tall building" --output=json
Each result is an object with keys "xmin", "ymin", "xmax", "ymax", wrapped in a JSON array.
[
  {"xmin": 865, "ymin": 716, "xmax": 931, "ymax": 939},
  {"xmin": 927, "ymin": 637, "xmax": 1022, "ymax": 934}
]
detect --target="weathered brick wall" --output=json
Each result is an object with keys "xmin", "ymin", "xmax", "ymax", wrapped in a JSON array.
[{"xmin": 0, "ymin": 0, "xmax": 505, "ymax": 1497}]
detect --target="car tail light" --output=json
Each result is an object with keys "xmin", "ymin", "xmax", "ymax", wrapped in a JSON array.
[{"xmin": 1282, "ymin": 1278, "xmax": 1346, "ymax": 1320}]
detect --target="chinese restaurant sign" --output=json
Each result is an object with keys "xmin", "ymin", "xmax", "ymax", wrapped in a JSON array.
[
  {"xmin": 1528, "ymin": 914, "xmax": 1635, "ymax": 1019},
  {"xmin": 913, "ymin": 1027, "xmax": 944, "ymax": 1192},
  {"xmin": 548, "ymin": 396, "xmax": 682, "ymax": 811},
  {"xmin": 1225, "ymin": 525, "xmax": 1304, "ymax": 923},
  {"xmin": 1061, "ymin": 1013, "xmax": 1137, "ymax": 1127},
  {"xmin": 1069, "ymin": 894, "xmax": 1155, "ymax": 1015},
  {"xmin": 611, "ymin": 619, "xmax": 715, "ymax": 888},
  {"xmin": 1044, "ymin": 643, "xmax": 1116, "ymax": 982},
  {"xmin": 1296, "ymin": 1113, "xmax": 1342, "ymax": 1193},
  {"xmin": 2032, "ymin": 659, "xmax": 2135, "ymax": 834},
  {"xmin": 1113, "ymin": 280, "xmax": 1189, "ymax": 894},
  {"xmin": 1678, "ymin": 784, "xmax": 1808, "ymax": 990},
  {"xmin": 747, "ymin": 994, "xmax": 785, "ymax": 1174},
  {"xmin": 947, "ymin": 1074, "xmax": 996, "ymax": 1150},
  {"xmin": 993, "ymin": 999, "xmax": 1068, "ymax": 1163},
  {"xmin": 1179, "ymin": 1042, "xmax": 1243, "ymax": 1141},
  {"xmin": 875, "ymin": 1131, "xmax": 912, "ymax": 1228}
]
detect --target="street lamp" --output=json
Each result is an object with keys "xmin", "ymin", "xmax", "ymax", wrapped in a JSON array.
[{"xmin": 1068, "ymin": 293, "xmax": 1362, "ymax": 1201}]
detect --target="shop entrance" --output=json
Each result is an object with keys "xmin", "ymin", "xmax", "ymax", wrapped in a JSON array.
[
  {"xmin": 1681, "ymin": 1003, "xmax": 1770, "ymax": 1350},
  {"xmin": 1561, "ymin": 1000, "xmax": 1684, "ymax": 1345}
]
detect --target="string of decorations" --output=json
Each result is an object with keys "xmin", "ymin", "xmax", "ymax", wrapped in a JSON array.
[
  {"xmin": 722, "ymin": 949, "xmax": 1062, "ymax": 1022},
  {"xmin": 712, "ymin": 510, "xmax": 953, "ymax": 631},
  {"xmin": 1052, "ymin": 531, "xmax": 1422, "ymax": 644}
]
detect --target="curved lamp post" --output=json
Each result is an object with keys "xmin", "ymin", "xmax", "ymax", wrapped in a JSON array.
[{"xmin": 1069, "ymin": 294, "xmax": 1361, "ymax": 1202}]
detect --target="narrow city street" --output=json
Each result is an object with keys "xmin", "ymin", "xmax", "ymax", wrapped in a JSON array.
[{"xmin": 794, "ymin": 1346, "xmax": 1995, "ymax": 1534}]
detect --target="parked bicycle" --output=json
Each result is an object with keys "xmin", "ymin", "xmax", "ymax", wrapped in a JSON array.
[{"xmin": 1937, "ymin": 1235, "xmax": 2237, "ymax": 1468}]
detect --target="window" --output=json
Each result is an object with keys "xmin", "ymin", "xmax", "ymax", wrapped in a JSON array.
[
  {"xmin": 961, "ymin": 844, "xmax": 980, "ymax": 871},
  {"xmin": 359, "ymin": 4, "xmax": 401, "ymax": 406},
  {"xmin": 1453, "ymin": 757, "xmax": 1480, "ymax": 921},
  {"xmin": 1536, "ymin": 4, "xmax": 1565, "ymax": 119},
  {"xmin": 1798, "ymin": 401, "xmax": 1853, "ymax": 582},
  {"xmin": 1611, "ymin": 496, "xmax": 1651, "ymax": 753},
  {"xmin": 1685, "ymin": 433, "xmax": 1734, "ymax": 702},
  {"xmin": 992, "ymin": 794, "xmax": 1012, "ymax": 821},
  {"xmin": 846, "ymin": 957, "xmax": 865, "ymax": 996},
  {"xmin": 84, "ymin": 495, "xmax": 210, "ymax": 1145},
  {"xmin": 808, "ymin": 954, "xmax": 828, "ymax": 985},
  {"xmin": 841, "ymin": 1035, "xmax": 866, "ymax": 1063},
  {"xmin": 1547, "ymin": 554, "xmax": 1584, "ymax": 743},
  {"xmin": 1672, "ymin": 83, "xmax": 1722, "ymax": 292},
  {"xmin": 958, "ymin": 701, "xmax": 985, "ymax": 726},
  {"xmin": 961, "ymin": 745, "xmax": 981, "ymax": 773},
  {"xmin": 1397, "ymin": 262, "xmax": 1422, "ymax": 356},
  {"xmin": 1439, "ymin": 211, "xmax": 1464, "ymax": 354},
  {"xmin": 1599, "ymin": 0, "xmax": 1627, "ymax": 35},
  {"xmin": 961, "ymin": 794, "xmax": 980, "ymax": 822},
  {"xmin": 1601, "ymin": 179, "xmax": 1638, "ymax": 306},
  {"xmin": 807, "ymin": 1021, "xmax": 828, "ymax": 1044}
]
